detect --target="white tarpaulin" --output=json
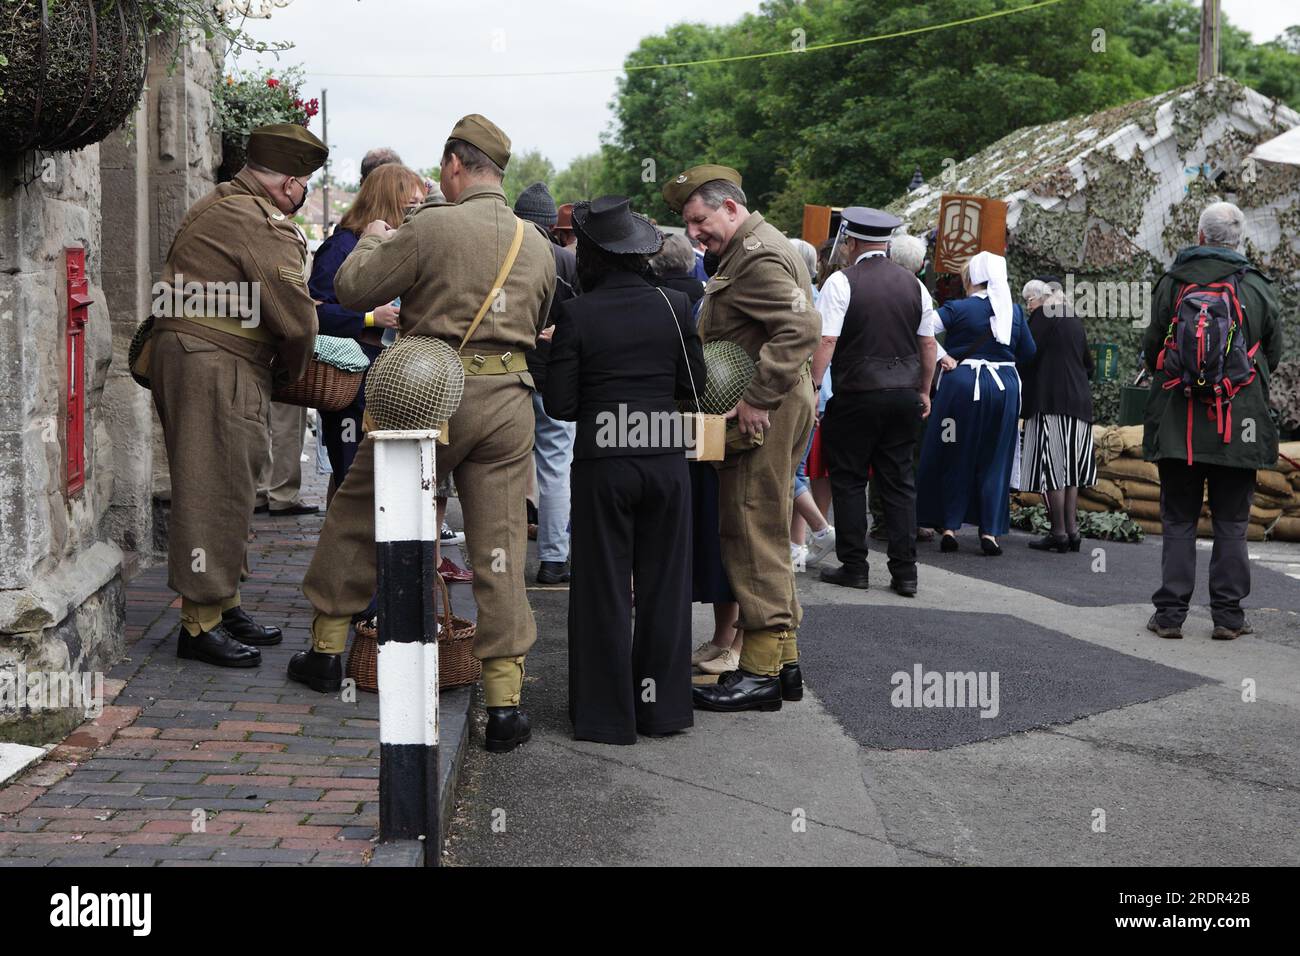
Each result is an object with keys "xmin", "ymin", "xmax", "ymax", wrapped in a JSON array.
[{"xmin": 1250, "ymin": 124, "xmax": 1300, "ymax": 166}]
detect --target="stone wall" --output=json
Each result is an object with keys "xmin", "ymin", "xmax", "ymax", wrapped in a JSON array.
[{"xmin": 0, "ymin": 34, "xmax": 223, "ymax": 743}]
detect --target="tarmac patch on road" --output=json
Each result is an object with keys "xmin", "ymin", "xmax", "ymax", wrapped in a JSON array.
[{"xmin": 798, "ymin": 605, "xmax": 1210, "ymax": 750}]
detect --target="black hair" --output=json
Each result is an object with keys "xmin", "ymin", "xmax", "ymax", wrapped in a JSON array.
[{"xmin": 575, "ymin": 232, "xmax": 649, "ymax": 289}]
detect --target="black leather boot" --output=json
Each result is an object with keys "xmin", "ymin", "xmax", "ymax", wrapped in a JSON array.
[
  {"xmin": 485, "ymin": 707, "xmax": 532, "ymax": 753},
  {"xmin": 819, "ymin": 564, "xmax": 870, "ymax": 589},
  {"xmin": 177, "ymin": 624, "xmax": 261, "ymax": 669},
  {"xmin": 779, "ymin": 662, "xmax": 803, "ymax": 702},
  {"xmin": 221, "ymin": 605, "xmax": 283, "ymax": 646},
  {"xmin": 890, "ymin": 577, "xmax": 918, "ymax": 597},
  {"xmin": 287, "ymin": 649, "xmax": 343, "ymax": 693},
  {"xmin": 692, "ymin": 668, "xmax": 782, "ymax": 712},
  {"xmin": 536, "ymin": 561, "xmax": 570, "ymax": 585}
]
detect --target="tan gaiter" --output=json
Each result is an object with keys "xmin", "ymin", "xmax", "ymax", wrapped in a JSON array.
[
  {"xmin": 779, "ymin": 630, "xmax": 799, "ymax": 666},
  {"xmin": 738, "ymin": 629, "xmax": 784, "ymax": 677},
  {"xmin": 311, "ymin": 613, "xmax": 351, "ymax": 655},
  {"xmin": 220, "ymin": 592, "xmax": 241, "ymax": 613},
  {"xmin": 482, "ymin": 656, "xmax": 526, "ymax": 707},
  {"xmin": 180, "ymin": 599, "xmax": 222, "ymax": 637}
]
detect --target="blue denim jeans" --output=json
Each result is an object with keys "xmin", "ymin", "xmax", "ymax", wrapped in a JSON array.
[{"xmin": 532, "ymin": 391, "xmax": 576, "ymax": 563}]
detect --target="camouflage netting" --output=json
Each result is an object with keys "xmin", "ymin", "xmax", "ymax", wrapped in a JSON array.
[
  {"xmin": 0, "ymin": 0, "xmax": 147, "ymax": 154},
  {"xmin": 888, "ymin": 77, "xmax": 1300, "ymax": 426}
]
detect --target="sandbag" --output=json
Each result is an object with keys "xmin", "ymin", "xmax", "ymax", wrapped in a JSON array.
[
  {"xmin": 1134, "ymin": 517, "xmax": 1163, "ymax": 536},
  {"xmin": 1271, "ymin": 515, "xmax": 1300, "ymax": 541},
  {"xmin": 1092, "ymin": 425, "xmax": 1124, "ymax": 466},
  {"xmin": 1124, "ymin": 498, "xmax": 1163, "ymax": 521},
  {"xmin": 1116, "ymin": 425, "xmax": 1144, "ymax": 456},
  {"xmin": 1082, "ymin": 478, "xmax": 1125, "ymax": 509},
  {"xmin": 1256, "ymin": 469, "xmax": 1291, "ymax": 498},
  {"xmin": 1251, "ymin": 504, "xmax": 1282, "ymax": 523},
  {"xmin": 1273, "ymin": 441, "xmax": 1300, "ymax": 472},
  {"xmin": 1078, "ymin": 497, "xmax": 1113, "ymax": 513},
  {"xmin": 1100, "ymin": 457, "xmax": 1160, "ymax": 483},
  {"xmin": 1124, "ymin": 480, "xmax": 1161, "ymax": 502}
]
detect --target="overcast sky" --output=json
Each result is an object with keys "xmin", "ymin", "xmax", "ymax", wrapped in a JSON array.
[{"xmin": 239, "ymin": 0, "xmax": 1298, "ymax": 181}]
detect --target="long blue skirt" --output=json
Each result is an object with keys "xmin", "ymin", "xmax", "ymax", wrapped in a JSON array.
[{"xmin": 916, "ymin": 364, "xmax": 1020, "ymax": 536}]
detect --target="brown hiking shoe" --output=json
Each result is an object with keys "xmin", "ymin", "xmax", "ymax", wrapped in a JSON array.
[
  {"xmin": 1146, "ymin": 614, "xmax": 1183, "ymax": 640},
  {"xmin": 1212, "ymin": 621, "xmax": 1254, "ymax": 641}
]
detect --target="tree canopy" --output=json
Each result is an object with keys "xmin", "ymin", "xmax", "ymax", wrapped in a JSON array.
[{"xmin": 594, "ymin": 0, "xmax": 1300, "ymax": 232}]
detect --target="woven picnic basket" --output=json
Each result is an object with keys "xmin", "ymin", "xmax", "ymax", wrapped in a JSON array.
[{"xmin": 345, "ymin": 573, "xmax": 480, "ymax": 693}]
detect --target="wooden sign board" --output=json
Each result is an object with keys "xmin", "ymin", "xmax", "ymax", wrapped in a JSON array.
[
  {"xmin": 801, "ymin": 205, "xmax": 840, "ymax": 247},
  {"xmin": 933, "ymin": 194, "xmax": 1007, "ymax": 274}
]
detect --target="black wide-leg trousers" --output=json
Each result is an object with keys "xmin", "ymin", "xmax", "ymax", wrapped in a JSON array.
[{"xmin": 568, "ymin": 452, "xmax": 694, "ymax": 745}]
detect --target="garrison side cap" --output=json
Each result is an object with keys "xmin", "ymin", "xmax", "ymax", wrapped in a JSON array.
[
  {"xmin": 447, "ymin": 113, "xmax": 511, "ymax": 169},
  {"xmin": 662, "ymin": 164, "xmax": 743, "ymax": 213},
  {"xmin": 247, "ymin": 123, "xmax": 328, "ymax": 176}
]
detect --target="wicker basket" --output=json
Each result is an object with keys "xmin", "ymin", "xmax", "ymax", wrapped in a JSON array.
[
  {"xmin": 274, "ymin": 358, "xmax": 362, "ymax": 411},
  {"xmin": 345, "ymin": 574, "xmax": 480, "ymax": 693}
]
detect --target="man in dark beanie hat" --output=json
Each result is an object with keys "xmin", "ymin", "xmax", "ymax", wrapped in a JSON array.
[
  {"xmin": 146, "ymin": 122, "xmax": 327, "ymax": 670},
  {"xmin": 301, "ymin": 114, "xmax": 557, "ymax": 753},
  {"xmin": 515, "ymin": 182, "xmax": 580, "ymax": 585}
]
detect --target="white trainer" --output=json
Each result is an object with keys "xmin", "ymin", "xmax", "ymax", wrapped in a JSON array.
[
  {"xmin": 806, "ymin": 525, "xmax": 836, "ymax": 566},
  {"xmin": 698, "ymin": 647, "xmax": 741, "ymax": 675},
  {"xmin": 691, "ymin": 641, "xmax": 728, "ymax": 667}
]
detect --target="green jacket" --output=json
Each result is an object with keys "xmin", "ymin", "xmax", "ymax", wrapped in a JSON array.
[{"xmin": 1142, "ymin": 246, "xmax": 1284, "ymax": 469}]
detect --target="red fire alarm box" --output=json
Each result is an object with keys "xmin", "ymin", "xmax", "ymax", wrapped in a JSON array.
[{"xmin": 66, "ymin": 246, "xmax": 91, "ymax": 496}]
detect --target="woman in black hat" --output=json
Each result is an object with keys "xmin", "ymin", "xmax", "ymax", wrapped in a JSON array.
[{"xmin": 544, "ymin": 196, "xmax": 706, "ymax": 745}]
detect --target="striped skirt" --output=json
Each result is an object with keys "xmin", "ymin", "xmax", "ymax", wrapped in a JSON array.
[{"xmin": 1021, "ymin": 413, "xmax": 1096, "ymax": 492}]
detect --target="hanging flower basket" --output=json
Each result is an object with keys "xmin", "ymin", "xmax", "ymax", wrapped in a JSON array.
[
  {"xmin": 215, "ymin": 66, "xmax": 318, "ymax": 181},
  {"xmin": 0, "ymin": 0, "xmax": 148, "ymax": 155}
]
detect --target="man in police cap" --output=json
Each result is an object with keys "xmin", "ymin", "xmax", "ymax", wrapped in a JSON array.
[
  {"xmin": 297, "ymin": 114, "xmax": 556, "ymax": 754},
  {"xmin": 663, "ymin": 165, "xmax": 820, "ymax": 713},
  {"xmin": 150, "ymin": 123, "xmax": 326, "ymax": 668},
  {"xmin": 812, "ymin": 207, "xmax": 938, "ymax": 596}
]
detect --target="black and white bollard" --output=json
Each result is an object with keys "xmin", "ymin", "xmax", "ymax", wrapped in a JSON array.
[{"xmin": 373, "ymin": 428, "xmax": 440, "ymax": 867}]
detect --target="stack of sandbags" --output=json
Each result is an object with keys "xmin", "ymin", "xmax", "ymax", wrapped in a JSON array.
[{"xmin": 1265, "ymin": 441, "xmax": 1300, "ymax": 541}]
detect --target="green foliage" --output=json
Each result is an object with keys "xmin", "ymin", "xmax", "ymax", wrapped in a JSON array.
[
  {"xmin": 138, "ymin": 1, "xmax": 293, "ymax": 67},
  {"xmin": 501, "ymin": 149, "xmax": 557, "ymax": 205},
  {"xmin": 552, "ymin": 152, "xmax": 606, "ymax": 205},
  {"xmin": 1010, "ymin": 504, "xmax": 1146, "ymax": 542},
  {"xmin": 213, "ymin": 66, "xmax": 316, "ymax": 179},
  {"xmin": 601, "ymin": 0, "xmax": 1300, "ymax": 232}
]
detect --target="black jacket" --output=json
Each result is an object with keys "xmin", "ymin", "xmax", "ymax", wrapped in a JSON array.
[
  {"xmin": 525, "ymin": 232, "xmax": 579, "ymax": 391},
  {"xmin": 544, "ymin": 270, "xmax": 706, "ymax": 459},
  {"xmin": 1021, "ymin": 304, "xmax": 1094, "ymax": 422},
  {"xmin": 648, "ymin": 272, "xmax": 705, "ymax": 316}
]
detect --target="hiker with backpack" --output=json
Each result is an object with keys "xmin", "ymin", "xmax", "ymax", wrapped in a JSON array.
[{"xmin": 1142, "ymin": 201, "xmax": 1285, "ymax": 641}]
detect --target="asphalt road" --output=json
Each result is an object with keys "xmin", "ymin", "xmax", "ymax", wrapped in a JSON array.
[{"xmin": 443, "ymin": 523, "xmax": 1300, "ymax": 866}]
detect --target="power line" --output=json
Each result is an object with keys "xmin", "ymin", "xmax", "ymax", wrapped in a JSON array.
[{"xmin": 304, "ymin": 0, "xmax": 1069, "ymax": 80}]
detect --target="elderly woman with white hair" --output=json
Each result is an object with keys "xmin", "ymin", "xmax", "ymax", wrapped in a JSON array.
[
  {"xmin": 916, "ymin": 251, "xmax": 1036, "ymax": 555},
  {"xmin": 1018, "ymin": 275, "xmax": 1095, "ymax": 552}
]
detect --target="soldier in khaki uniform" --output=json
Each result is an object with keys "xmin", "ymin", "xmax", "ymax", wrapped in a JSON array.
[
  {"xmin": 296, "ymin": 115, "xmax": 556, "ymax": 754},
  {"xmin": 663, "ymin": 165, "xmax": 820, "ymax": 713},
  {"xmin": 150, "ymin": 124, "xmax": 327, "ymax": 668}
]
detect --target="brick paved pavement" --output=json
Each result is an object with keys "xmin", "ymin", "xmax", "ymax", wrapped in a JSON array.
[{"xmin": 0, "ymin": 431, "xmax": 471, "ymax": 867}]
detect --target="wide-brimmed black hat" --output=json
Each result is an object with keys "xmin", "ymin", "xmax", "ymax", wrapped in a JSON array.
[{"xmin": 571, "ymin": 196, "xmax": 663, "ymax": 255}]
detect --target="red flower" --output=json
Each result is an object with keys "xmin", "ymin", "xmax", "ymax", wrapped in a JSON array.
[{"xmin": 266, "ymin": 77, "xmax": 280, "ymax": 88}]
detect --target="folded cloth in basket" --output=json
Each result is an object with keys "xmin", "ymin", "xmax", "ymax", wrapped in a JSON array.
[{"xmin": 313, "ymin": 335, "xmax": 371, "ymax": 372}]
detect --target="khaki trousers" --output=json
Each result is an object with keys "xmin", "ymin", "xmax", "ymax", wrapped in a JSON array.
[
  {"xmin": 151, "ymin": 329, "xmax": 271, "ymax": 604},
  {"xmin": 303, "ymin": 374, "xmax": 538, "ymax": 662},
  {"xmin": 256, "ymin": 401, "xmax": 308, "ymax": 510},
  {"xmin": 716, "ymin": 369, "xmax": 816, "ymax": 633}
]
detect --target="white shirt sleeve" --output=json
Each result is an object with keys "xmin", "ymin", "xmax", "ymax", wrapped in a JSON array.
[
  {"xmin": 917, "ymin": 286, "xmax": 945, "ymax": 338},
  {"xmin": 818, "ymin": 270, "xmax": 850, "ymax": 337}
]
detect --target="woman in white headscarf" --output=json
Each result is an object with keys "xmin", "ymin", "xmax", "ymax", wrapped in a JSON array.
[{"xmin": 915, "ymin": 252, "xmax": 1036, "ymax": 555}]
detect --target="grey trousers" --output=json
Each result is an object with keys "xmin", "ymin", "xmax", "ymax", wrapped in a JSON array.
[
  {"xmin": 1153, "ymin": 459, "xmax": 1255, "ymax": 629},
  {"xmin": 256, "ymin": 401, "xmax": 308, "ymax": 510}
]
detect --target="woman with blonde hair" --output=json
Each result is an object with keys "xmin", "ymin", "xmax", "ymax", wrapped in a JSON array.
[
  {"xmin": 309, "ymin": 163, "xmax": 427, "ymax": 484},
  {"xmin": 916, "ymin": 252, "xmax": 1036, "ymax": 555}
]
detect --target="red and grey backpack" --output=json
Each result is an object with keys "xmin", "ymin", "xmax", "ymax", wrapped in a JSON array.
[{"xmin": 1156, "ymin": 270, "xmax": 1260, "ymax": 465}]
